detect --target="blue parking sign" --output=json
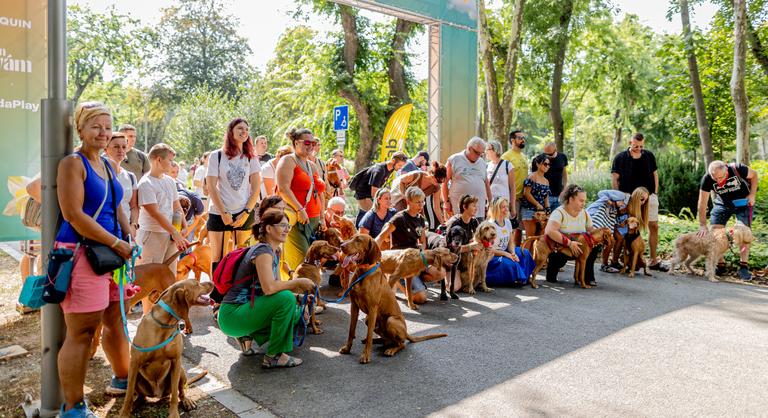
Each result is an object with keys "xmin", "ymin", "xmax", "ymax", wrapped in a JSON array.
[{"xmin": 333, "ymin": 105, "xmax": 349, "ymax": 131}]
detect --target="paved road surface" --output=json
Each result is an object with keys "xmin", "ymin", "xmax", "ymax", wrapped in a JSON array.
[{"xmin": 183, "ymin": 267, "xmax": 768, "ymax": 417}]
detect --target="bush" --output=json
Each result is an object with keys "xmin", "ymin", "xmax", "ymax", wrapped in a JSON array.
[
  {"xmin": 751, "ymin": 160, "xmax": 768, "ymax": 221},
  {"xmin": 570, "ymin": 165, "xmax": 612, "ymax": 201},
  {"xmin": 656, "ymin": 153, "xmax": 702, "ymax": 216}
]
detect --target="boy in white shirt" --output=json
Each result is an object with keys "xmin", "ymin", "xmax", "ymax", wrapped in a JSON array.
[{"xmin": 136, "ymin": 143, "xmax": 189, "ymax": 313}]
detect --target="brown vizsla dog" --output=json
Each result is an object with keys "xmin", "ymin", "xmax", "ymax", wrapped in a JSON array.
[
  {"xmin": 532, "ymin": 210, "xmax": 549, "ymax": 236},
  {"xmin": 291, "ymin": 240, "xmax": 339, "ymax": 334},
  {"xmin": 381, "ymin": 247, "xmax": 459, "ymax": 310},
  {"xmin": 127, "ymin": 241, "xmax": 200, "ymax": 314},
  {"xmin": 119, "ymin": 279, "xmax": 213, "ymax": 418},
  {"xmin": 339, "ymin": 235, "xmax": 447, "ymax": 364},
  {"xmin": 619, "ymin": 217, "xmax": 651, "ymax": 278},
  {"xmin": 176, "ymin": 242, "xmax": 212, "ymax": 281},
  {"xmin": 524, "ymin": 228, "xmax": 614, "ymax": 289},
  {"xmin": 90, "ymin": 242, "xmax": 199, "ymax": 359},
  {"xmin": 333, "ymin": 214, "xmax": 358, "ymax": 240}
]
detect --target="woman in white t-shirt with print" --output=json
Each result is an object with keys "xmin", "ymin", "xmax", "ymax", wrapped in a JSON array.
[
  {"xmin": 484, "ymin": 197, "xmax": 534, "ymax": 287},
  {"xmin": 541, "ymin": 184, "xmax": 595, "ymax": 286},
  {"xmin": 207, "ymin": 118, "xmax": 262, "ymax": 305},
  {"xmin": 485, "ymin": 140, "xmax": 516, "ymax": 218},
  {"xmin": 104, "ymin": 132, "xmax": 139, "ymax": 239}
]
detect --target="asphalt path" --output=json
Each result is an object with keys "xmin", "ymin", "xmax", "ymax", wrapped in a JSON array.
[{"xmin": 183, "ymin": 266, "xmax": 768, "ymax": 418}]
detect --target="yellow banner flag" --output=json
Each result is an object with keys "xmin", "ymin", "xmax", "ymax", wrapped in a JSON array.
[{"xmin": 379, "ymin": 104, "xmax": 413, "ymax": 162}]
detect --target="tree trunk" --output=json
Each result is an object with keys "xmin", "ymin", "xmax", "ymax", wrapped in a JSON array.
[
  {"xmin": 387, "ymin": 18, "xmax": 414, "ymax": 108},
  {"xmin": 610, "ymin": 109, "xmax": 622, "ymax": 159},
  {"xmin": 680, "ymin": 0, "xmax": 715, "ymax": 167},
  {"xmin": 747, "ymin": 18, "xmax": 768, "ymax": 78},
  {"xmin": 478, "ymin": 0, "xmax": 505, "ymax": 142},
  {"xmin": 339, "ymin": 5, "xmax": 377, "ymax": 171},
  {"xmin": 732, "ymin": 0, "xmax": 750, "ymax": 165},
  {"xmin": 476, "ymin": 90, "xmax": 488, "ymax": 139},
  {"xmin": 501, "ymin": 0, "xmax": 525, "ymax": 134},
  {"xmin": 757, "ymin": 133, "xmax": 766, "ymax": 160},
  {"xmin": 550, "ymin": 0, "xmax": 573, "ymax": 151}
]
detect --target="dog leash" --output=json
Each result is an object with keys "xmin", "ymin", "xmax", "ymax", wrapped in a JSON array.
[
  {"xmin": 118, "ymin": 245, "xmax": 185, "ymax": 353},
  {"xmin": 320, "ymin": 263, "xmax": 380, "ymax": 304},
  {"xmin": 294, "ymin": 288, "xmax": 317, "ymax": 347}
]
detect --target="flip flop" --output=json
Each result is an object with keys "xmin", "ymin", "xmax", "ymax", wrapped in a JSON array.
[{"xmin": 262, "ymin": 354, "xmax": 303, "ymax": 369}]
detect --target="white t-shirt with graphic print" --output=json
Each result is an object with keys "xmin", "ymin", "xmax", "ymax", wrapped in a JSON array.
[
  {"xmin": 206, "ymin": 150, "xmax": 261, "ymax": 215},
  {"xmin": 493, "ymin": 218, "xmax": 512, "ymax": 251}
]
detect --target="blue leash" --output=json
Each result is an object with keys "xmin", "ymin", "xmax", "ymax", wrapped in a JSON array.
[
  {"xmin": 320, "ymin": 263, "xmax": 380, "ymax": 304},
  {"xmin": 293, "ymin": 289, "xmax": 316, "ymax": 347},
  {"xmin": 118, "ymin": 245, "xmax": 184, "ymax": 353}
]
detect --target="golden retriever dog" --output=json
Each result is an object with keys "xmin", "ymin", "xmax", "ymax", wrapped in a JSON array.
[
  {"xmin": 670, "ymin": 222, "xmax": 755, "ymax": 282},
  {"xmin": 339, "ymin": 235, "xmax": 447, "ymax": 364},
  {"xmin": 381, "ymin": 247, "xmax": 459, "ymax": 310},
  {"xmin": 291, "ymin": 240, "xmax": 339, "ymax": 334},
  {"xmin": 175, "ymin": 243, "xmax": 212, "ymax": 281},
  {"xmin": 119, "ymin": 279, "xmax": 213, "ymax": 418},
  {"xmin": 524, "ymin": 228, "xmax": 614, "ymax": 288},
  {"xmin": 619, "ymin": 217, "xmax": 650, "ymax": 278},
  {"xmin": 459, "ymin": 221, "xmax": 497, "ymax": 294}
]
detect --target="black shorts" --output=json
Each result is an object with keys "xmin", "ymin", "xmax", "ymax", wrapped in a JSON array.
[{"xmin": 207, "ymin": 209, "xmax": 256, "ymax": 232}]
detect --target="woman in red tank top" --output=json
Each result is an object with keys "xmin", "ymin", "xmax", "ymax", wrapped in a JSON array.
[{"xmin": 276, "ymin": 128, "xmax": 326, "ymax": 270}]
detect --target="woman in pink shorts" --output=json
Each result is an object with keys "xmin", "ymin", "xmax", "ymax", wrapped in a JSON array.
[{"xmin": 55, "ymin": 102, "xmax": 133, "ymax": 417}]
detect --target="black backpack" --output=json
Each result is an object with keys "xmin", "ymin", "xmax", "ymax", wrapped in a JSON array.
[{"xmin": 348, "ymin": 166, "xmax": 372, "ymax": 193}]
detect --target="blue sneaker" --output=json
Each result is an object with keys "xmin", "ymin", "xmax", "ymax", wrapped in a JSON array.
[
  {"xmin": 739, "ymin": 266, "xmax": 753, "ymax": 281},
  {"xmin": 60, "ymin": 400, "xmax": 97, "ymax": 418},
  {"xmin": 105, "ymin": 376, "xmax": 128, "ymax": 396}
]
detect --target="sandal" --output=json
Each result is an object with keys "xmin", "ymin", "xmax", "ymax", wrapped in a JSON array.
[
  {"xmin": 600, "ymin": 265, "xmax": 619, "ymax": 273},
  {"xmin": 262, "ymin": 353, "xmax": 302, "ymax": 369}
]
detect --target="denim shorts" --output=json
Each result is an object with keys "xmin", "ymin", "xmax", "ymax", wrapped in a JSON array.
[
  {"xmin": 521, "ymin": 207, "xmax": 537, "ymax": 221},
  {"xmin": 710, "ymin": 204, "xmax": 751, "ymax": 227},
  {"xmin": 401, "ymin": 276, "xmax": 427, "ymax": 292}
]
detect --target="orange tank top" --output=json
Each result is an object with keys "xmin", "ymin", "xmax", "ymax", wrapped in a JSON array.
[{"xmin": 289, "ymin": 160, "xmax": 325, "ymax": 218}]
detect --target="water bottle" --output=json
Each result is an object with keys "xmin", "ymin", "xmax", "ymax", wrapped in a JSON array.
[{"xmin": 172, "ymin": 211, "xmax": 183, "ymax": 232}]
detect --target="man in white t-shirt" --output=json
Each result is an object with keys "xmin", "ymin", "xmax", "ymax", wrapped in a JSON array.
[
  {"xmin": 136, "ymin": 144, "xmax": 189, "ymax": 313},
  {"xmin": 442, "ymin": 137, "xmax": 492, "ymax": 219}
]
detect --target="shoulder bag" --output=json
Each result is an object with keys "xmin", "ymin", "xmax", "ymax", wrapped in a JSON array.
[{"xmin": 83, "ymin": 158, "xmax": 126, "ymax": 275}]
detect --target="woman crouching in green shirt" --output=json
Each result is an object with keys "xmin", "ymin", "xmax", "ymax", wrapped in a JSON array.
[{"xmin": 217, "ymin": 208, "xmax": 316, "ymax": 368}]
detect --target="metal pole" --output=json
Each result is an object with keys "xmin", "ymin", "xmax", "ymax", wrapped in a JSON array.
[{"xmin": 40, "ymin": 0, "xmax": 71, "ymax": 416}]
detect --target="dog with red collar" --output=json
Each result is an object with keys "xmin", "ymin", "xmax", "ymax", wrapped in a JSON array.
[{"xmin": 460, "ymin": 221, "xmax": 497, "ymax": 294}]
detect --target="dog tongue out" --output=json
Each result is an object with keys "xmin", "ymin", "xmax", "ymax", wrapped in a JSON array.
[{"xmin": 341, "ymin": 254, "xmax": 358, "ymax": 268}]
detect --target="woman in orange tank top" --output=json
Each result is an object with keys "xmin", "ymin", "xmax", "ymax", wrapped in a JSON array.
[{"xmin": 276, "ymin": 128, "xmax": 326, "ymax": 270}]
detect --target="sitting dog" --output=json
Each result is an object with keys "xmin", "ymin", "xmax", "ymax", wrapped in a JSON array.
[
  {"xmin": 176, "ymin": 243, "xmax": 212, "ymax": 281},
  {"xmin": 459, "ymin": 221, "xmax": 497, "ymax": 294},
  {"xmin": 619, "ymin": 217, "xmax": 651, "ymax": 278},
  {"xmin": 381, "ymin": 247, "xmax": 459, "ymax": 310},
  {"xmin": 670, "ymin": 223, "xmax": 754, "ymax": 282},
  {"xmin": 525, "ymin": 228, "xmax": 614, "ymax": 288},
  {"xmin": 291, "ymin": 240, "xmax": 339, "ymax": 334},
  {"xmin": 339, "ymin": 234, "xmax": 447, "ymax": 363},
  {"xmin": 119, "ymin": 279, "xmax": 213, "ymax": 418}
]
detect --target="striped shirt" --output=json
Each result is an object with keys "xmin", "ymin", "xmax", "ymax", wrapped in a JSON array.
[{"xmin": 586, "ymin": 190, "xmax": 626, "ymax": 231}]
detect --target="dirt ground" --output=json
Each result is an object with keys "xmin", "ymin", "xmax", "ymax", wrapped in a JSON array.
[{"xmin": 0, "ymin": 253, "xmax": 236, "ymax": 417}]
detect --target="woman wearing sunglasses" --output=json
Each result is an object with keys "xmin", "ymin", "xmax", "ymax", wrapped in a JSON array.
[
  {"xmin": 276, "ymin": 129, "xmax": 326, "ymax": 272},
  {"xmin": 521, "ymin": 154, "xmax": 551, "ymax": 239},
  {"xmin": 485, "ymin": 197, "xmax": 535, "ymax": 287}
]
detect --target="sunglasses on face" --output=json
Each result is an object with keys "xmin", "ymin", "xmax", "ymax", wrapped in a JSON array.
[
  {"xmin": 541, "ymin": 162, "xmax": 550, "ymax": 167},
  {"xmin": 301, "ymin": 140, "xmax": 317, "ymax": 147}
]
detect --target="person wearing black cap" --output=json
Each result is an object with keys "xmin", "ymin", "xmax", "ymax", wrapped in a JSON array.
[{"xmin": 400, "ymin": 150, "xmax": 430, "ymax": 174}]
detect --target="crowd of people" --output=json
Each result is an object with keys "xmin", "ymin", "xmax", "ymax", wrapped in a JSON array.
[{"xmin": 50, "ymin": 101, "xmax": 759, "ymax": 417}]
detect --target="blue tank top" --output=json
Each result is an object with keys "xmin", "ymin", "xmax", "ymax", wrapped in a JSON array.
[{"xmin": 55, "ymin": 153, "xmax": 123, "ymax": 243}]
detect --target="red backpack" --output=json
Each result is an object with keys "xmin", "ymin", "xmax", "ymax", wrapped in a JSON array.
[{"xmin": 212, "ymin": 246, "xmax": 257, "ymax": 296}]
